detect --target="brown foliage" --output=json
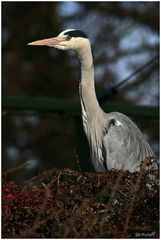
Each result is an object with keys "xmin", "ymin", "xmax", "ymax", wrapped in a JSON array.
[{"xmin": 2, "ymin": 164, "xmax": 159, "ymax": 238}]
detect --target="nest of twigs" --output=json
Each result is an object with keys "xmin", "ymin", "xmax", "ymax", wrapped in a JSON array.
[{"xmin": 2, "ymin": 162, "xmax": 159, "ymax": 238}]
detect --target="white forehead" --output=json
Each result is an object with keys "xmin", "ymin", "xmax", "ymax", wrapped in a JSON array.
[{"xmin": 58, "ymin": 29, "xmax": 76, "ymax": 37}]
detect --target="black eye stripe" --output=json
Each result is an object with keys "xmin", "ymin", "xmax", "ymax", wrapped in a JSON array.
[{"xmin": 64, "ymin": 30, "xmax": 88, "ymax": 39}]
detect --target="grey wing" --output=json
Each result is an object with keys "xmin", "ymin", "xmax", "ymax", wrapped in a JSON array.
[{"xmin": 102, "ymin": 112, "xmax": 155, "ymax": 172}]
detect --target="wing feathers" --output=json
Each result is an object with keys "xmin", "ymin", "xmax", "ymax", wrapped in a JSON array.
[{"xmin": 102, "ymin": 112, "xmax": 155, "ymax": 172}]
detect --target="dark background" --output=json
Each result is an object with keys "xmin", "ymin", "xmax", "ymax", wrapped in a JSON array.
[{"xmin": 2, "ymin": 2, "xmax": 159, "ymax": 181}]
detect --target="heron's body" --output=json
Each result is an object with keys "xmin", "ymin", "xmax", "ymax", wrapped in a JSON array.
[{"xmin": 28, "ymin": 29, "xmax": 156, "ymax": 172}]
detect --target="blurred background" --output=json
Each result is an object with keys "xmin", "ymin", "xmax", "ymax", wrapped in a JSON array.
[{"xmin": 2, "ymin": 2, "xmax": 159, "ymax": 181}]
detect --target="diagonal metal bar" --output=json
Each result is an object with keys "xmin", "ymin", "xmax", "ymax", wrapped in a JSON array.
[{"xmin": 98, "ymin": 54, "xmax": 159, "ymax": 103}]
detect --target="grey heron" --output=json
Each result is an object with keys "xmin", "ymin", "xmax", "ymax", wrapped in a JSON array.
[{"xmin": 28, "ymin": 29, "xmax": 156, "ymax": 172}]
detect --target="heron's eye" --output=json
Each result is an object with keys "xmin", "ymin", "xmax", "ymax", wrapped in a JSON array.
[{"xmin": 66, "ymin": 35, "xmax": 72, "ymax": 41}]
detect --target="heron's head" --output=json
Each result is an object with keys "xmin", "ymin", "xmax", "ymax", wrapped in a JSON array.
[{"xmin": 28, "ymin": 29, "xmax": 90, "ymax": 51}]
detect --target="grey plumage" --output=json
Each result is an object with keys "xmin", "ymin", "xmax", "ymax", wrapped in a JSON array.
[{"xmin": 28, "ymin": 29, "xmax": 156, "ymax": 172}]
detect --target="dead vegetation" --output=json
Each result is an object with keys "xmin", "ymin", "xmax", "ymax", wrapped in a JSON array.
[{"xmin": 2, "ymin": 163, "xmax": 159, "ymax": 238}]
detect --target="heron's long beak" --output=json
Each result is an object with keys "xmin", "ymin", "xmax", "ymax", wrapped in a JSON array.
[{"xmin": 28, "ymin": 36, "xmax": 65, "ymax": 46}]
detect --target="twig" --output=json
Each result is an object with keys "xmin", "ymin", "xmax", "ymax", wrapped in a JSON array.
[
  {"xmin": 63, "ymin": 198, "xmax": 92, "ymax": 237},
  {"xmin": 98, "ymin": 168, "xmax": 125, "ymax": 233},
  {"xmin": 19, "ymin": 182, "xmax": 51, "ymax": 238},
  {"xmin": 2, "ymin": 160, "xmax": 32, "ymax": 175},
  {"xmin": 74, "ymin": 150, "xmax": 82, "ymax": 172},
  {"xmin": 122, "ymin": 158, "xmax": 147, "ymax": 236}
]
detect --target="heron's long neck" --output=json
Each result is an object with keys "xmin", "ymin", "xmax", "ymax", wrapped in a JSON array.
[
  {"xmin": 78, "ymin": 45, "xmax": 101, "ymax": 119},
  {"xmin": 78, "ymin": 43, "xmax": 106, "ymax": 171}
]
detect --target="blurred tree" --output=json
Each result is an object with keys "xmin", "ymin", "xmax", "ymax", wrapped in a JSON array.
[
  {"xmin": 2, "ymin": 2, "xmax": 159, "ymax": 181},
  {"xmin": 59, "ymin": 2, "xmax": 159, "ymax": 104}
]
